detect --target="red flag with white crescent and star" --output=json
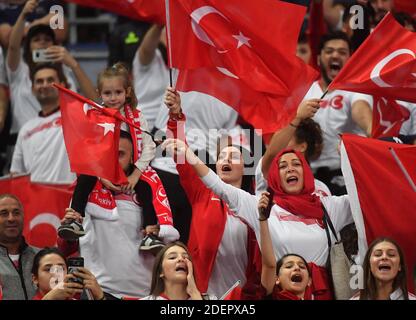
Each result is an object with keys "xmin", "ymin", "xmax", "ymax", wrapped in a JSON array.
[
  {"xmin": 57, "ymin": 86, "xmax": 127, "ymax": 185},
  {"xmin": 167, "ymin": 0, "xmax": 318, "ymax": 134},
  {"xmin": 341, "ymin": 134, "xmax": 416, "ymax": 292},
  {"xmin": 0, "ymin": 175, "xmax": 72, "ymax": 248},
  {"xmin": 328, "ymin": 13, "xmax": 416, "ymax": 103}
]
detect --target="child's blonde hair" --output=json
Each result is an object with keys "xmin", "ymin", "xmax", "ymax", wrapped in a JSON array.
[{"xmin": 97, "ymin": 62, "xmax": 138, "ymax": 109}]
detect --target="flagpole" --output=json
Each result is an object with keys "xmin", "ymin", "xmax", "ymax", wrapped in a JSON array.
[
  {"xmin": 320, "ymin": 89, "xmax": 328, "ymax": 99},
  {"xmin": 389, "ymin": 147, "xmax": 416, "ymax": 192},
  {"xmin": 219, "ymin": 280, "xmax": 241, "ymax": 300},
  {"xmin": 165, "ymin": 0, "xmax": 173, "ymax": 87},
  {"xmin": 53, "ymin": 84, "xmax": 160, "ymax": 143}
]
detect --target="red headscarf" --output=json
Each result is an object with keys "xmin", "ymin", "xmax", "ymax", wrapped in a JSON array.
[{"xmin": 267, "ymin": 149, "xmax": 323, "ymax": 220}]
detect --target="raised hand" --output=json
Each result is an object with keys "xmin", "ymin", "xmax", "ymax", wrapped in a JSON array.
[{"xmin": 164, "ymin": 86, "xmax": 181, "ymax": 115}]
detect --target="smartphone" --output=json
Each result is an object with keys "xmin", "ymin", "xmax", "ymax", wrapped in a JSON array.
[
  {"xmin": 32, "ymin": 49, "xmax": 54, "ymax": 63},
  {"xmin": 67, "ymin": 257, "xmax": 84, "ymax": 285}
]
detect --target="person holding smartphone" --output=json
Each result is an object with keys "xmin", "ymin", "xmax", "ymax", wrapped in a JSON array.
[
  {"xmin": 6, "ymin": 0, "xmax": 97, "ymax": 142},
  {"xmin": 31, "ymin": 247, "xmax": 105, "ymax": 300}
]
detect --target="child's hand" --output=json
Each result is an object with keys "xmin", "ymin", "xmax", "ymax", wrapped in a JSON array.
[
  {"xmin": 121, "ymin": 168, "xmax": 142, "ymax": 193},
  {"xmin": 164, "ymin": 86, "xmax": 181, "ymax": 114}
]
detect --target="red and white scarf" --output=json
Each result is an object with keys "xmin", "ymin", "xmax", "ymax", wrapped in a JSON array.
[
  {"xmin": 85, "ymin": 106, "xmax": 174, "ymax": 227},
  {"xmin": 124, "ymin": 105, "xmax": 174, "ymax": 226}
]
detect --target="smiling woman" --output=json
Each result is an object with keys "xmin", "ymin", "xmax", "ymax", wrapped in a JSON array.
[
  {"xmin": 352, "ymin": 237, "xmax": 416, "ymax": 300},
  {"xmin": 193, "ymin": 147, "xmax": 357, "ymax": 299}
]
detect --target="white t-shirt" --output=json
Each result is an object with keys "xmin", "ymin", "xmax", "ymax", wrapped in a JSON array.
[
  {"xmin": 132, "ymin": 49, "xmax": 169, "ymax": 131},
  {"xmin": 10, "ymin": 110, "xmax": 76, "ymax": 184},
  {"xmin": 0, "ymin": 47, "xmax": 7, "ymax": 86},
  {"xmin": 303, "ymin": 81, "xmax": 372, "ymax": 170},
  {"xmin": 208, "ymin": 213, "xmax": 248, "ymax": 298},
  {"xmin": 254, "ymin": 157, "xmax": 332, "ymax": 197},
  {"xmin": 202, "ymin": 169, "xmax": 353, "ymax": 267},
  {"xmin": 6, "ymin": 58, "xmax": 77, "ymax": 134},
  {"xmin": 152, "ymin": 91, "xmax": 238, "ymax": 174},
  {"xmin": 80, "ymin": 194, "xmax": 154, "ymax": 299}
]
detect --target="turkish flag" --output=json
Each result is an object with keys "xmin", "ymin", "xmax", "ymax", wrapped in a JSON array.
[
  {"xmin": 169, "ymin": 0, "xmax": 318, "ymax": 133},
  {"xmin": 341, "ymin": 134, "xmax": 416, "ymax": 292},
  {"xmin": 57, "ymin": 86, "xmax": 127, "ymax": 185},
  {"xmin": 371, "ymin": 97, "xmax": 410, "ymax": 138},
  {"xmin": 394, "ymin": 1, "xmax": 416, "ymax": 19},
  {"xmin": 169, "ymin": 0, "xmax": 311, "ymax": 94},
  {"xmin": 63, "ymin": 0, "xmax": 165, "ymax": 24},
  {"xmin": 0, "ymin": 176, "xmax": 72, "ymax": 248},
  {"xmin": 329, "ymin": 13, "xmax": 416, "ymax": 103}
]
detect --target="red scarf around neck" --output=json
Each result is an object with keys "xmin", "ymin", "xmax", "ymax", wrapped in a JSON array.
[
  {"xmin": 124, "ymin": 105, "xmax": 173, "ymax": 226},
  {"xmin": 267, "ymin": 149, "xmax": 323, "ymax": 221}
]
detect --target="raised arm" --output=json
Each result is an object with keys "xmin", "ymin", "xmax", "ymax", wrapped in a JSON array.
[
  {"xmin": 164, "ymin": 87, "xmax": 207, "ymax": 202},
  {"xmin": 0, "ymin": 85, "xmax": 8, "ymax": 134},
  {"xmin": 138, "ymin": 24, "xmax": 164, "ymax": 66},
  {"xmin": 45, "ymin": 46, "xmax": 98, "ymax": 100},
  {"xmin": 7, "ymin": 0, "xmax": 38, "ymax": 72},
  {"xmin": 351, "ymin": 99, "xmax": 372, "ymax": 137},
  {"xmin": 163, "ymin": 138, "xmax": 259, "ymax": 229},
  {"xmin": 262, "ymin": 99, "xmax": 320, "ymax": 178},
  {"xmin": 258, "ymin": 191, "xmax": 277, "ymax": 295}
]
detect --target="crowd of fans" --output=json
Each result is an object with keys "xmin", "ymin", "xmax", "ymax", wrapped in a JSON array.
[{"xmin": 0, "ymin": 0, "xmax": 415, "ymax": 300}]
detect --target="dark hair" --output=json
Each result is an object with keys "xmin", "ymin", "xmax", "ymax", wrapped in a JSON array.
[
  {"xmin": 360, "ymin": 237, "xmax": 409, "ymax": 300},
  {"xmin": 276, "ymin": 253, "xmax": 311, "ymax": 277},
  {"xmin": 29, "ymin": 62, "xmax": 69, "ymax": 88},
  {"xmin": 31, "ymin": 247, "xmax": 67, "ymax": 277},
  {"xmin": 149, "ymin": 241, "xmax": 195, "ymax": 297},
  {"xmin": 294, "ymin": 118, "xmax": 323, "ymax": 162},
  {"xmin": 319, "ymin": 31, "xmax": 351, "ymax": 54},
  {"xmin": 120, "ymin": 130, "xmax": 133, "ymax": 143},
  {"xmin": 298, "ymin": 32, "xmax": 309, "ymax": 44},
  {"xmin": 97, "ymin": 62, "xmax": 138, "ymax": 109},
  {"xmin": 23, "ymin": 24, "xmax": 57, "ymax": 70}
]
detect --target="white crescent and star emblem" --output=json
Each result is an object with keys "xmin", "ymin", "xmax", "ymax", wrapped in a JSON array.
[
  {"xmin": 83, "ymin": 103, "xmax": 93, "ymax": 115},
  {"xmin": 370, "ymin": 49, "xmax": 416, "ymax": 88},
  {"xmin": 97, "ymin": 122, "xmax": 115, "ymax": 136},
  {"xmin": 30, "ymin": 213, "xmax": 61, "ymax": 231},
  {"xmin": 190, "ymin": 5, "xmax": 252, "ymax": 78}
]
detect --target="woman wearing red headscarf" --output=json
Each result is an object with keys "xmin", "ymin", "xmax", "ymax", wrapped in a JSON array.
[{"xmin": 164, "ymin": 140, "xmax": 354, "ymax": 300}]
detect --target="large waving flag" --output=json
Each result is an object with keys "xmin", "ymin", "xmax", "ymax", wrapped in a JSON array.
[
  {"xmin": 56, "ymin": 85, "xmax": 127, "ymax": 185},
  {"xmin": 167, "ymin": 0, "xmax": 318, "ymax": 134},
  {"xmin": 0, "ymin": 175, "xmax": 72, "ymax": 248},
  {"xmin": 64, "ymin": 0, "xmax": 165, "ymax": 24},
  {"xmin": 341, "ymin": 134, "xmax": 416, "ymax": 292},
  {"xmin": 328, "ymin": 13, "xmax": 416, "ymax": 103}
]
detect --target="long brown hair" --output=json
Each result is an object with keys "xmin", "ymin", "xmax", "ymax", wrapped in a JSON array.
[
  {"xmin": 97, "ymin": 62, "xmax": 138, "ymax": 109},
  {"xmin": 360, "ymin": 237, "xmax": 409, "ymax": 300},
  {"xmin": 149, "ymin": 241, "xmax": 196, "ymax": 297}
]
